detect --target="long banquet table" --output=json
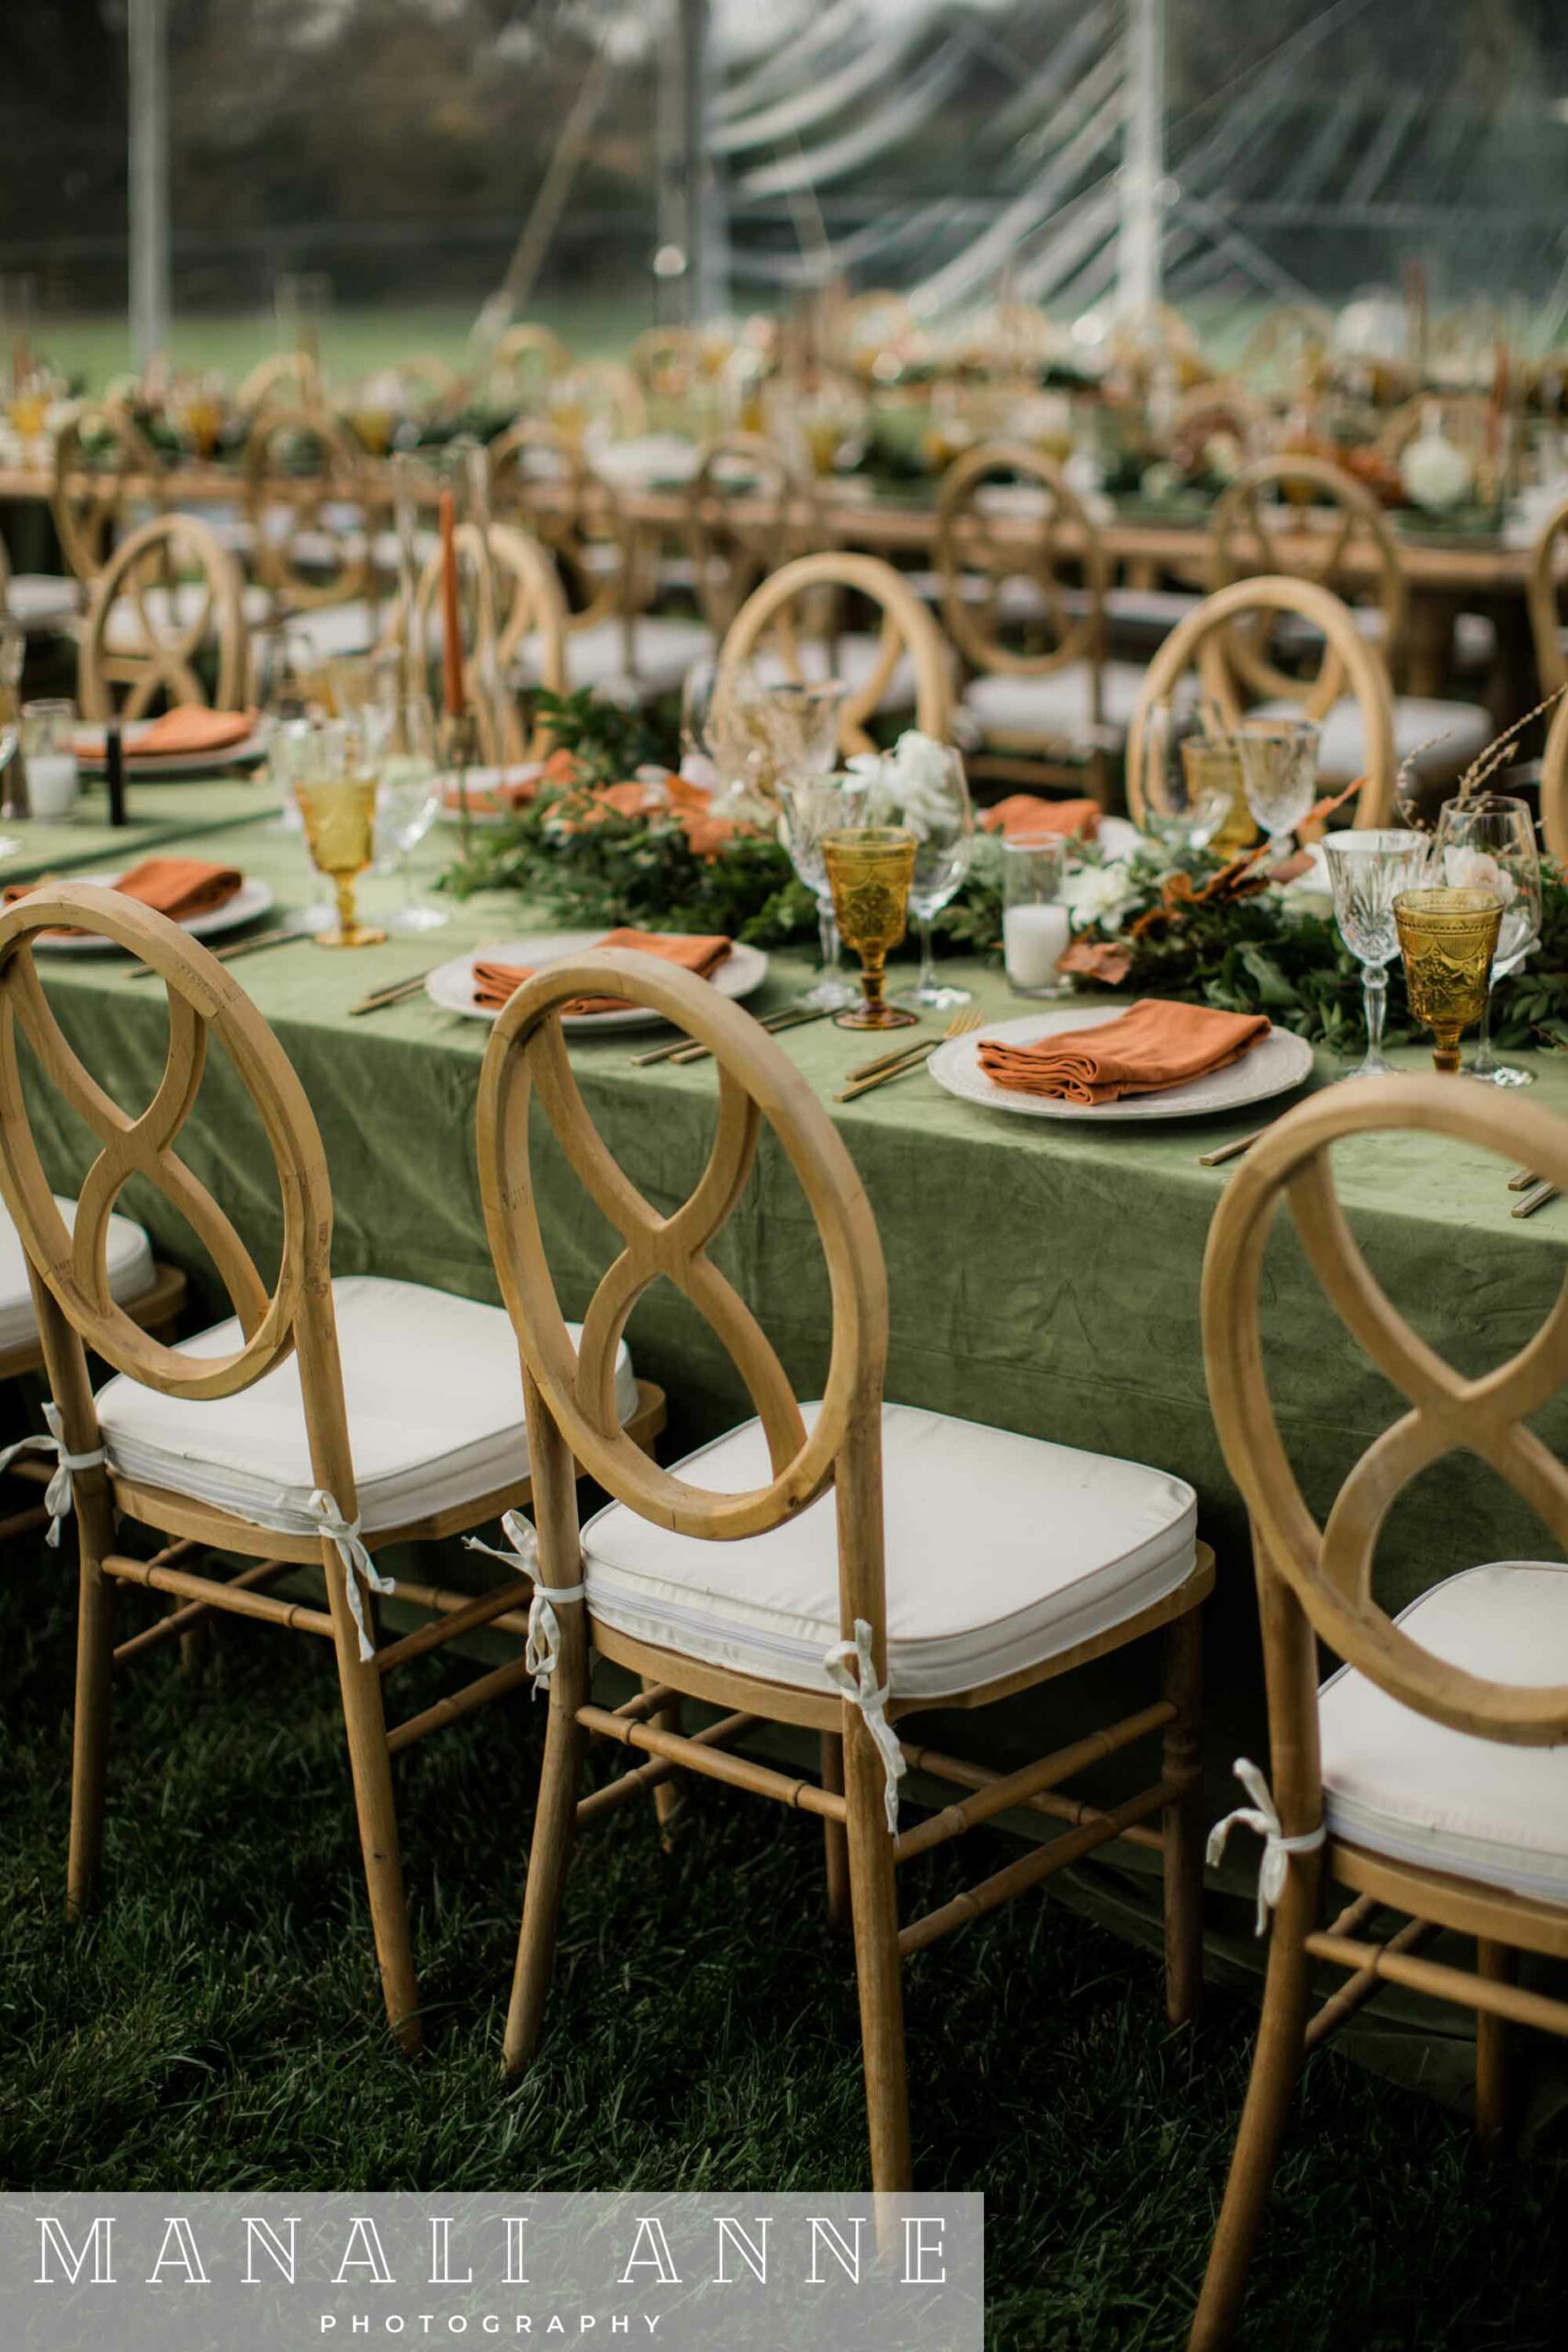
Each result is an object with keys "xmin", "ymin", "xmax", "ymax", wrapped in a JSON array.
[{"xmin": 11, "ymin": 780, "xmax": 1568, "ymax": 2120}]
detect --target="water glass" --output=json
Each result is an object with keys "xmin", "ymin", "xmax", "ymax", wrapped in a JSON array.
[
  {"xmin": 1322, "ymin": 830, "xmax": 1430, "ymax": 1079},
  {"xmin": 890, "ymin": 744, "xmax": 975, "ymax": 1012},
  {"xmin": 778, "ymin": 771, "xmax": 873, "ymax": 1011},
  {"xmin": 1431, "ymin": 795, "xmax": 1541, "ymax": 1086},
  {"xmin": 19, "ymin": 699, "xmax": 78, "ymax": 821},
  {"xmin": 1232, "ymin": 718, "xmax": 1320, "ymax": 852},
  {"xmin": 1001, "ymin": 836, "xmax": 1071, "ymax": 998},
  {"xmin": 821, "ymin": 827, "xmax": 918, "ymax": 1030},
  {"xmin": 293, "ymin": 721, "xmax": 385, "ymax": 949},
  {"xmin": 378, "ymin": 695, "xmax": 448, "ymax": 935},
  {"xmin": 1394, "ymin": 887, "xmax": 1503, "ymax": 1075}
]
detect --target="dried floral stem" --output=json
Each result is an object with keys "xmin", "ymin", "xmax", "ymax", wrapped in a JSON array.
[{"xmin": 1453, "ymin": 683, "xmax": 1568, "ymax": 804}]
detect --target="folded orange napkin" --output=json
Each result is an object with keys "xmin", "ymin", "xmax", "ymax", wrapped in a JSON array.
[
  {"xmin": 978, "ymin": 998, "xmax": 1271, "ymax": 1106},
  {"xmin": 6, "ymin": 856, "xmax": 245, "ymax": 931},
  {"xmin": 126, "ymin": 707, "xmax": 258, "ymax": 759},
  {"xmin": 981, "ymin": 795, "xmax": 1101, "ymax": 842},
  {"xmin": 472, "ymin": 928, "xmax": 733, "ymax": 1015},
  {"xmin": 441, "ymin": 765, "xmax": 541, "ymax": 815}
]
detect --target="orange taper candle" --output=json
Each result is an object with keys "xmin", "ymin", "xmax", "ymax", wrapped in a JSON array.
[{"xmin": 438, "ymin": 487, "xmax": 465, "ymax": 718}]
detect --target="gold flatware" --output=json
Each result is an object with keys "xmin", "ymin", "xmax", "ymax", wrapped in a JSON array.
[
  {"xmin": 128, "ymin": 924, "xmax": 302, "ymax": 977},
  {"xmin": 630, "ymin": 1003, "xmax": 829, "ymax": 1069},
  {"xmin": 1512, "ymin": 1181, "xmax": 1559, "ymax": 1220},
  {"xmin": 833, "ymin": 1011, "xmax": 980, "ymax": 1102},
  {"xmin": 1506, "ymin": 1167, "xmax": 1540, "ymax": 1192},
  {"xmin": 348, "ymin": 968, "xmax": 440, "ymax": 1017},
  {"xmin": 1196, "ymin": 1125, "xmax": 1272, "ymax": 1168}
]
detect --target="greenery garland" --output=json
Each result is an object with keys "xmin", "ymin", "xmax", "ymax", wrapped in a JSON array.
[{"xmin": 438, "ymin": 693, "xmax": 1568, "ymax": 1056}]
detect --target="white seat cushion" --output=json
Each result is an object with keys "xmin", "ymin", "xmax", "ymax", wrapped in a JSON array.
[
  {"xmin": 962, "ymin": 659, "xmax": 1146, "ymax": 749},
  {"xmin": 1320, "ymin": 1563, "xmax": 1568, "ymax": 1906},
  {"xmin": 5, "ymin": 573, "xmax": 82, "ymax": 633},
  {"xmin": 749, "ymin": 630, "xmax": 948, "ymax": 714},
  {"xmin": 516, "ymin": 614, "xmax": 709, "ymax": 701},
  {"xmin": 95, "ymin": 1273, "xmax": 639, "ymax": 1538},
  {"xmin": 0, "ymin": 1194, "xmax": 155, "ymax": 1351},
  {"xmin": 1251, "ymin": 692, "xmax": 1493, "ymax": 781},
  {"xmin": 102, "ymin": 578, "xmax": 273, "ymax": 651},
  {"xmin": 274, "ymin": 601, "xmax": 378, "ymax": 664},
  {"xmin": 581, "ymin": 1400, "xmax": 1197, "ymax": 1702}
]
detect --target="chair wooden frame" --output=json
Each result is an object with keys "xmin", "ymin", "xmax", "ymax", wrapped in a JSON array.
[
  {"xmin": 385, "ymin": 517, "xmax": 567, "ymax": 764},
  {"xmin": 0, "ymin": 888, "xmax": 664, "ymax": 2052},
  {"xmin": 79, "ymin": 513, "xmax": 250, "ymax": 720},
  {"xmin": 236, "ymin": 351, "xmax": 321, "ymax": 417},
  {"xmin": 1208, "ymin": 454, "xmax": 1408, "ymax": 709},
  {"xmin": 936, "ymin": 442, "xmax": 1117, "ymax": 800},
  {"xmin": 487, "ymin": 424, "xmax": 641, "ymax": 654},
  {"xmin": 1527, "ymin": 492, "xmax": 1568, "ymax": 703},
  {"xmin": 243, "ymin": 403, "xmax": 377, "ymax": 616},
  {"xmin": 1540, "ymin": 691, "xmax": 1568, "ymax": 865},
  {"xmin": 51, "ymin": 404, "xmax": 165, "ymax": 587},
  {"xmin": 682, "ymin": 434, "xmax": 814, "ymax": 639},
  {"xmin": 1190, "ymin": 1075, "xmax": 1568, "ymax": 2348},
  {"xmin": 477, "ymin": 949, "xmax": 1213, "ymax": 2188},
  {"xmin": 716, "ymin": 551, "xmax": 953, "ymax": 760},
  {"xmin": 1126, "ymin": 576, "xmax": 1398, "ymax": 831}
]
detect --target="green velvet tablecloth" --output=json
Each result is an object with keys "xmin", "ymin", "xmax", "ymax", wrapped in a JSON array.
[{"xmin": 16, "ymin": 799, "xmax": 1568, "ymax": 2127}]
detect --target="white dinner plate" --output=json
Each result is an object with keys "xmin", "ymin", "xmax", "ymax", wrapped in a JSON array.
[
  {"xmin": 29, "ymin": 874, "xmax": 276, "ymax": 952},
  {"xmin": 928, "ymin": 1001, "xmax": 1314, "ymax": 1123},
  {"xmin": 424, "ymin": 930, "xmax": 770, "ymax": 1029},
  {"xmin": 74, "ymin": 718, "xmax": 276, "ymax": 778}
]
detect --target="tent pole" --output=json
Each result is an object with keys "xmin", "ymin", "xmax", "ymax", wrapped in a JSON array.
[
  {"xmin": 128, "ymin": 0, "xmax": 172, "ymax": 372},
  {"xmin": 1116, "ymin": 0, "xmax": 1165, "ymax": 322}
]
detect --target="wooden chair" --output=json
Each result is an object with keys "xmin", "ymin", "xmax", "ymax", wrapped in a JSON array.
[
  {"xmin": 387, "ymin": 517, "xmax": 567, "ymax": 763},
  {"xmin": 489, "ymin": 422, "xmax": 706, "ymax": 699},
  {"xmin": 682, "ymin": 434, "xmax": 814, "ymax": 639},
  {"xmin": 938, "ymin": 442, "xmax": 1143, "ymax": 805},
  {"xmin": 244, "ymin": 403, "xmax": 378, "ymax": 619},
  {"xmin": 1540, "ymin": 690, "xmax": 1568, "ymax": 865},
  {"xmin": 487, "ymin": 322, "xmax": 573, "ymax": 413},
  {"xmin": 1210, "ymin": 455, "xmax": 1490, "ymax": 786},
  {"xmin": 79, "ymin": 513, "xmax": 250, "ymax": 719},
  {"xmin": 1190, "ymin": 1076, "xmax": 1568, "ymax": 2347},
  {"xmin": 1527, "ymin": 492, "xmax": 1568, "ymax": 702},
  {"xmin": 717, "ymin": 551, "xmax": 953, "ymax": 758},
  {"xmin": 235, "ymin": 349, "xmax": 321, "ymax": 417},
  {"xmin": 1126, "ymin": 576, "xmax": 1399, "ymax": 831},
  {"xmin": 0, "ymin": 885, "xmax": 665, "ymax": 2049},
  {"xmin": 477, "ymin": 948, "xmax": 1213, "ymax": 2186},
  {"xmin": 51, "ymin": 403, "xmax": 164, "ymax": 588}
]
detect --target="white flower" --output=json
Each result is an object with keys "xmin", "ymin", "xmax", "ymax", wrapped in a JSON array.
[
  {"xmin": 1440, "ymin": 846, "xmax": 1516, "ymax": 904},
  {"xmin": 1061, "ymin": 859, "xmax": 1140, "ymax": 933},
  {"xmin": 849, "ymin": 731, "xmax": 962, "ymax": 842}
]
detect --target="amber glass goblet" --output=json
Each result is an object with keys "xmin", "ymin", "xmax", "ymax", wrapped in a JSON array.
[
  {"xmin": 295, "ymin": 723, "xmax": 386, "ymax": 948},
  {"xmin": 822, "ymin": 826, "xmax": 918, "ymax": 1030},
  {"xmin": 1393, "ymin": 886, "xmax": 1502, "ymax": 1074}
]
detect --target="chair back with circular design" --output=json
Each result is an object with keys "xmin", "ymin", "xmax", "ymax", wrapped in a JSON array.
[
  {"xmin": 0, "ymin": 886, "xmax": 355, "ymax": 1502},
  {"xmin": 1208, "ymin": 454, "xmax": 1407, "ymax": 712},
  {"xmin": 487, "ymin": 322, "xmax": 573, "ymax": 412},
  {"xmin": 716, "ymin": 551, "xmax": 953, "ymax": 758},
  {"xmin": 1125, "ymin": 575, "xmax": 1396, "ymax": 829},
  {"xmin": 244, "ymin": 403, "xmax": 375, "ymax": 614},
  {"xmin": 683, "ymin": 434, "xmax": 812, "ymax": 639},
  {"xmin": 79, "ymin": 512, "xmax": 248, "ymax": 720},
  {"xmin": 236, "ymin": 350, "xmax": 321, "ymax": 417},
  {"xmin": 477, "ymin": 950, "xmax": 890, "ymax": 1634},
  {"xmin": 388, "ymin": 517, "xmax": 565, "ymax": 763},
  {"xmin": 935, "ymin": 442, "xmax": 1109, "ymax": 688},
  {"xmin": 1540, "ymin": 690, "xmax": 1568, "ymax": 865},
  {"xmin": 488, "ymin": 423, "xmax": 637, "ymax": 635},
  {"xmin": 1204, "ymin": 1075, "xmax": 1568, "ymax": 1748},
  {"xmin": 1528, "ymin": 492, "xmax": 1568, "ymax": 703},
  {"xmin": 51, "ymin": 404, "xmax": 165, "ymax": 586}
]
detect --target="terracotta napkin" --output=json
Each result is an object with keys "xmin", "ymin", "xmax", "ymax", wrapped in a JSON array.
[
  {"xmin": 126, "ymin": 707, "xmax": 258, "ymax": 759},
  {"xmin": 978, "ymin": 998, "xmax": 1271, "ymax": 1106},
  {"xmin": 6, "ymin": 856, "xmax": 245, "ymax": 931},
  {"xmin": 441, "ymin": 765, "xmax": 541, "ymax": 815},
  {"xmin": 981, "ymin": 795, "xmax": 1101, "ymax": 842},
  {"xmin": 471, "ymin": 928, "xmax": 733, "ymax": 1015}
]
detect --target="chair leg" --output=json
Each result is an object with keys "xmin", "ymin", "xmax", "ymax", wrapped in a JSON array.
[
  {"xmin": 843, "ymin": 1719, "xmax": 912, "ymax": 2193},
  {"xmin": 820, "ymin": 1732, "xmax": 851, "ymax": 1932},
  {"xmin": 644, "ymin": 1679, "xmax": 685, "ymax": 1849},
  {"xmin": 502, "ymin": 1661, "xmax": 587, "ymax": 2082},
  {"xmin": 333, "ymin": 1634, "xmax": 422, "ymax": 2057},
  {"xmin": 65, "ymin": 1510, "xmax": 118, "ymax": 1919},
  {"xmin": 1475, "ymin": 1940, "xmax": 1517, "ymax": 2152},
  {"xmin": 1162, "ymin": 1609, "xmax": 1205, "ymax": 2025},
  {"xmin": 1189, "ymin": 1870, "xmax": 1319, "ymax": 2351}
]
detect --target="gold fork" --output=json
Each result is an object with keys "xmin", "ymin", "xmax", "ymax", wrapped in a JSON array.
[{"xmin": 834, "ymin": 1010, "xmax": 981, "ymax": 1103}]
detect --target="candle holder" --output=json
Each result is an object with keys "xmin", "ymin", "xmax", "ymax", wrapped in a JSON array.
[
  {"xmin": 821, "ymin": 826, "xmax": 918, "ymax": 1031},
  {"xmin": 1001, "ymin": 834, "xmax": 1071, "ymax": 998},
  {"xmin": 1393, "ymin": 886, "xmax": 1503, "ymax": 1074}
]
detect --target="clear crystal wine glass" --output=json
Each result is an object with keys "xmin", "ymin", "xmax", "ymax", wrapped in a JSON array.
[
  {"xmin": 778, "ymin": 771, "xmax": 873, "ymax": 1010},
  {"xmin": 1432, "ymin": 794, "xmax": 1541, "ymax": 1085},
  {"xmin": 378, "ymin": 693, "xmax": 448, "ymax": 934},
  {"xmin": 889, "ymin": 742, "xmax": 976, "ymax": 1011},
  {"xmin": 1232, "ymin": 717, "xmax": 1321, "ymax": 855},
  {"xmin": 1322, "ymin": 829, "xmax": 1431, "ymax": 1078}
]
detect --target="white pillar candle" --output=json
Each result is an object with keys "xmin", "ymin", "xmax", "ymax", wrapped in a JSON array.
[
  {"xmin": 25, "ymin": 752, "xmax": 79, "ymax": 821},
  {"xmin": 1004, "ymin": 901, "xmax": 1071, "ymax": 991}
]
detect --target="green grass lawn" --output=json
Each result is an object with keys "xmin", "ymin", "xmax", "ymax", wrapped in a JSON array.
[{"xmin": 3, "ymin": 1554, "xmax": 1567, "ymax": 2350}]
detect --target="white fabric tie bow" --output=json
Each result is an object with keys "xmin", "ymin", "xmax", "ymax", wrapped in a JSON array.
[
  {"xmin": 0, "ymin": 1403, "xmax": 107, "ymax": 1547},
  {"xmin": 305, "ymin": 1488, "xmax": 395, "ymax": 1663},
  {"xmin": 824, "ymin": 1618, "xmax": 906, "ymax": 1835},
  {"xmin": 1207, "ymin": 1756, "xmax": 1326, "ymax": 1937},
  {"xmin": 465, "ymin": 1510, "xmax": 584, "ymax": 1696}
]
